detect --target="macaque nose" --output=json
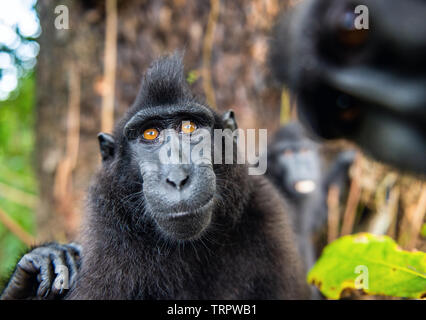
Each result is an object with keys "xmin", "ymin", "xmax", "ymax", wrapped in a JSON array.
[{"xmin": 166, "ymin": 170, "xmax": 189, "ymax": 190}]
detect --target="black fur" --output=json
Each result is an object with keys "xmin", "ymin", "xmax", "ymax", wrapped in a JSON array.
[
  {"xmin": 65, "ymin": 54, "xmax": 309, "ymax": 299},
  {"xmin": 98, "ymin": 133, "xmax": 115, "ymax": 162}
]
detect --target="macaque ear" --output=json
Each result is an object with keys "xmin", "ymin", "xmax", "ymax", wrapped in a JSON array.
[
  {"xmin": 222, "ymin": 110, "xmax": 238, "ymax": 131},
  {"xmin": 97, "ymin": 133, "xmax": 115, "ymax": 162}
]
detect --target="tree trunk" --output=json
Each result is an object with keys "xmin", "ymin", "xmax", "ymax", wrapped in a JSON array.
[{"xmin": 35, "ymin": 0, "xmax": 289, "ymax": 241}]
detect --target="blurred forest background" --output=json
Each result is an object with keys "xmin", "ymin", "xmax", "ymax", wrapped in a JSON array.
[{"xmin": 0, "ymin": 0, "xmax": 425, "ymax": 283}]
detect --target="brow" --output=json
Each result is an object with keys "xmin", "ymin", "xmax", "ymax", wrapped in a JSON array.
[{"xmin": 126, "ymin": 104, "xmax": 215, "ymax": 128}]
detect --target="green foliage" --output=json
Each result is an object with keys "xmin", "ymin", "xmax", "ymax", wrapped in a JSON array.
[
  {"xmin": 308, "ymin": 233, "xmax": 426, "ymax": 299},
  {"xmin": 0, "ymin": 74, "xmax": 36, "ymax": 281},
  {"xmin": 186, "ymin": 70, "xmax": 199, "ymax": 85},
  {"xmin": 421, "ymin": 224, "xmax": 426, "ymax": 238}
]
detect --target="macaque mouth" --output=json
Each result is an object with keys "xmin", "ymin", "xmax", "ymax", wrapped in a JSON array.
[
  {"xmin": 162, "ymin": 197, "xmax": 215, "ymax": 220},
  {"xmin": 293, "ymin": 180, "xmax": 316, "ymax": 194},
  {"xmin": 154, "ymin": 197, "xmax": 215, "ymax": 241}
]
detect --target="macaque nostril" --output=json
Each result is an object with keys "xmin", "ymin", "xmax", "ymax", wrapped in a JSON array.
[
  {"xmin": 180, "ymin": 175, "xmax": 189, "ymax": 187},
  {"xmin": 166, "ymin": 178, "xmax": 177, "ymax": 188},
  {"xmin": 166, "ymin": 173, "xmax": 189, "ymax": 190}
]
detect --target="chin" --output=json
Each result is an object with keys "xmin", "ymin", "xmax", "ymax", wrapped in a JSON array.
[{"xmin": 154, "ymin": 198, "xmax": 214, "ymax": 241}]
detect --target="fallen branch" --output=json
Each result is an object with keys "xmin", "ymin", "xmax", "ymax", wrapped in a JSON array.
[
  {"xmin": 340, "ymin": 153, "xmax": 362, "ymax": 236},
  {"xmin": 0, "ymin": 181, "xmax": 38, "ymax": 209},
  {"xmin": 407, "ymin": 185, "xmax": 426, "ymax": 249},
  {"xmin": 367, "ymin": 173, "xmax": 399, "ymax": 235},
  {"xmin": 0, "ymin": 207, "xmax": 35, "ymax": 247},
  {"xmin": 327, "ymin": 184, "xmax": 340, "ymax": 243}
]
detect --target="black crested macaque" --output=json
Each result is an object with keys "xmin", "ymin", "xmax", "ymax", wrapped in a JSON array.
[
  {"xmin": 266, "ymin": 122, "xmax": 354, "ymax": 271},
  {"xmin": 269, "ymin": 0, "xmax": 426, "ymax": 174},
  {"xmin": 2, "ymin": 54, "xmax": 309, "ymax": 300},
  {"xmin": 266, "ymin": 122, "xmax": 354, "ymax": 299}
]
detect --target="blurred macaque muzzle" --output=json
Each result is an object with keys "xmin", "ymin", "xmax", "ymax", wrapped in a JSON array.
[{"xmin": 294, "ymin": 180, "xmax": 316, "ymax": 194}]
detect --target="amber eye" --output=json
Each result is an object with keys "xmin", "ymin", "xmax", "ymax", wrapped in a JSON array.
[
  {"xmin": 143, "ymin": 128, "xmax": 159, "ymax": 140},
  {"xmin": 181, "ymin": 121, "xmax": 197, "ymax": 134}
]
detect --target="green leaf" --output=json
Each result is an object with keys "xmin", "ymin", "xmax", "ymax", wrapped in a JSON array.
[
  {"xmin": 186, "ymin": 70, "xmax": 199, "ymax": 85},
  {"xmin": 0, "ymin": 73, "xmax": 36, "ymax": 281},
  {"xmin": 307, "ymin": 233, "xmax": 426, "ymax": 299},
  {"xmin": 421, "ymin": 224, "xmax": 426, "ymax": 238}
]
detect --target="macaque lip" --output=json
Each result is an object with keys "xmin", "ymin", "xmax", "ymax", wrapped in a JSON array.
[
  {"xmin": 155, "ymin": 198, "xmax": 214, "ymax": 241},
  {"xmin": 163, "ymin": 197, "xmax": 214, "ymax": 220},
  {"xmin": 294, "ymin": 180, "xmax": 316, "ymax": 194}
]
